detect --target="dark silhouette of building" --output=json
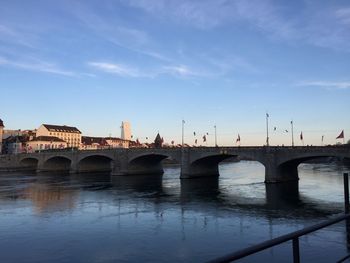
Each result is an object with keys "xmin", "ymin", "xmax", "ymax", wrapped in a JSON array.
[{"xmin": 154, "ymin": 133, "xmax": 163, "ymax": 148}]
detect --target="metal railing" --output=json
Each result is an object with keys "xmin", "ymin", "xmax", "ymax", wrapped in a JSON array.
[{"xmin": 207, "ymin": 173, "xmax": 350, "ymax": 263}]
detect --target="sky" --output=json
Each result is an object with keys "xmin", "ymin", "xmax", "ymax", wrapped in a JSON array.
[{"xmin": 0, "ymin": 0, "xmax": 349, "ymax": 146}]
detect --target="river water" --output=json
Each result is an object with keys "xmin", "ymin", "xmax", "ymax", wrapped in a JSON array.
[{"xmin": 0, "ymin": 161, "xmax": 350, "ymax": 263}]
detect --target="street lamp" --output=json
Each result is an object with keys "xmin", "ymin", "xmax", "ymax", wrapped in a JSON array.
[
  {"xmin": 291, "ymin": 120, "xmax": 294, "ymax": 147},
  {"xmin": 214, "ymin": 125, "xmax": 218, "ymax": 147},
  {"xmin": 182, "ymin": 119, "xmax": 185, "ymax": 147},
  {"xmin": 266, "ymin": 113, "xmax": 269, "ymax": 146}
]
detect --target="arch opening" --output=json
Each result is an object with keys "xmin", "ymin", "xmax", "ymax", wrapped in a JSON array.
[
  {"xmin": 184, "ymin": 154, "xmax": 238, "ymax": 178},
  {"xmin": 278, "ymin": 156, "xmax": 350, "ymax": 182},
  {"xmin": 128, "ymin": 154, "xmax": 170, "ymax": 175},
  {"xmin": 19, "ymin": 158, "xmax": 39, "ymax": 171},
  {"xmin": 77, "ymin": 155, "xmax": 113, "ymax": 173},
  {"xmin": 41, "ymin": 157, "xmax": 71, "ymax": 172}
]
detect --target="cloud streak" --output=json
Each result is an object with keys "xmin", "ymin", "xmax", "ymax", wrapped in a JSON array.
[
  {"xmin": 0, "ymin": 56, "xmax": 77, "ymax": 76},
  {"xmin": 298, "ymin": 81, "xmax": 350, "ymax": 90},
  {"xmin": 122, "ymin": 0, "xmax": 350, "ymax": 52},
  {"xmin": 88, "ymin": 61, "xmax": 147, "ymax": 78}
]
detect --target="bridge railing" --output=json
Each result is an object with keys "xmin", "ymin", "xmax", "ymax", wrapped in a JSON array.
[{"xmin": 207, "ymin": 173, "xmax": 350, "ymax": 263}]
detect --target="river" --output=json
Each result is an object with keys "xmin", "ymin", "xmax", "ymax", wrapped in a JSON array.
[{"xmin": 0, "ymin": 161, "xmax": 349, "ymax": 262}]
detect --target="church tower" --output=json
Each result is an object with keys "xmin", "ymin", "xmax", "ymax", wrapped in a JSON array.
[
  {"xmin": 121, "ymin": 121, "xmax": 131, "ymax": 141},
  {"xmin": 0, "ymin": 118, "xmax": 4, "ymax": 154}
]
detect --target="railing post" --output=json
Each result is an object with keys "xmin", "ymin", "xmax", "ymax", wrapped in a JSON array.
[
  {"xmin": 292, "ymin": 237, "xmax": 300, "ymax": 263},
  {"xmin": 344, "ymin": 173, "xmax": 349, "ymax": 214}
]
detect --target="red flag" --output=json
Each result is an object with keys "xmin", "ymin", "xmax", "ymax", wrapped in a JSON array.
[
  {"xmin": 203, "ymin": 135, "xmax": 206, "ymax": 142},
  {"xmin": 300, "ymin": 132, "xmax": 303, "ymax": 140},
  {"xmin": 336, "ymin": 130, "xmax": 344, "ymax": 139},
  {"xmin": 136, "ymin": 138, "xmax": 140, "ymax": 144}
]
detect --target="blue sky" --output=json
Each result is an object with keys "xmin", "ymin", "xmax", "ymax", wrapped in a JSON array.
[{"xmin": 1, "ymin": 0, "xmax": 349, "ymax": 146}]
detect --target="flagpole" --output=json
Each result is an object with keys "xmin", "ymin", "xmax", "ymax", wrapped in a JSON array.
[
  {"xmin": 214, "ymin": 125, "xmax": 217, "ymax": 147},
  {"xmin": 182, "ymin": 120, "xmax": 185, "ymax": 147},
  {"xmin": 291, "ymin": 120, "xmax": 294, "ymax": 147},
  {"xmin": 266, "ymin": 113, "xmax": 269, "ymax": 146}
]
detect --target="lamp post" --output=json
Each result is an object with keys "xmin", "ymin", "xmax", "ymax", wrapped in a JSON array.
[
  {"xmin": 266, "ymin": 113, "xmax": 269, "ymax": 146},
  {"xmin": 182, "ymin": 120, "xmax": 185, "ymax": 147},
  {"xmin": 291, "ymin": 120, "xmax": 294, "ymax": 147},
  {"xmin": 214, "ymin": 125, "xmax": 218, "ymax": 147}
]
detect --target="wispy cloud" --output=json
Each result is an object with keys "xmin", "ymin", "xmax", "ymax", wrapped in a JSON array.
[
  {"xmin": 0, "ymin": 56, "xmax": 77, "ymax": 76},
  {"xmin": 0, "ymin": 24, "xmax": 37, "ymax": 48},
  {"xmin": 297, "ymin": 81, "xmax": 350, "ymax": 90},
  {"xmin": 162, "ymin": 65, "xmax": 198, "ymax": 77},
  {"xmin": 122, "ymin": 0, "xmax": 350, "ymax": 52},
  {"xmin": 88, "ymin": 61, "xmax": 147, "ymax": 78},
  {"xmin": 88, "ymin": 61, "xmax": 208, "ymax": 79}
]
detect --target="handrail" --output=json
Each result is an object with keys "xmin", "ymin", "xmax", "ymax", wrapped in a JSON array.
[
  {"xmin": 207, "ymin": 213, "xmax": 350, "ymax": 263},
  {"xmin": 207, "ymin": 173, "xmax": 350, "ymax": 263}
]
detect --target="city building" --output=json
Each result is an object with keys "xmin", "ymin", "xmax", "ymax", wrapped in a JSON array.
[
  {"xmin": 26, "ymin": 136, "xmax": 67, "ymax": 152},
  {"xmin": 36, "ymin": 124, "xmax": 81, "ymax": 148},
  {"xmin": 3, "ymin": 135, "xmax": 28, "ymax": 154},
  {"xmin": 3, "ymin": 135, "xmax": 67, "ymax": 154},
  {"xmin": 121, "ymin": 121, "xmax": 131, "ymax": 141},
  {"xmin": 80, "ymin": 136, "xmax": 129, "ymax": 150},
  {"xmin": 80, "ymin": 136, "xmax": 108, "ymax": 150},
  {"xmin": 0, "ymin": 119, "xmax": 4, "ymax": 154},
  {"xmin": 105, "ymin": 137, "xmax": 129, "ymax": 148},
  {"xmin": 3, "ymin": 129, "xmax": 36, "ymax": 140}
]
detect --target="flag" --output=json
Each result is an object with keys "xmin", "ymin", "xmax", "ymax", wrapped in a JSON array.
[
  {"xmin": 300, "ymin": 132, "xmax": 303, "ymax": 140},
  {"xmin": 336, "ymin": 130, "xmax": 344, "ymax": 139},
  {"xmin": 274, "ymin": 127, "xmax": 276, "ymax": 131},
  {"xmin": 266, "ymin": 113, "xmax": 269, "ymax": 117},
  {"xmin": 171, "ymin": 140, "xmax": 174, "ymax": 145},
  {"xmin": 193, "ymin": 132, "xmax": 196, "ymax": 136},
  {"xmin": 322, "ymin": 135, "xmax": 324, "ymax": 142},
  {"xmin": 236, "ymin": 134, "xmax": 240, "ymax": 143},
  {"xmin": 206, "ymin": 132, "xmax": 209, "ymax": 135},
  {"xmin": 195, "ymin": 139, "xmax": 197, "ymax": 144},
  {"xmin": 182, "ymin": 120, "xmax": 185, "ymax": 124},
  {"xmin": 146, "ymin": 137, "xmax": 148, "ymax": 140},
  {"xmin": 285, "ymin": 130, "xmax": 288, "ymax": 133},
  {"xmin": 203, "ymin": 135, "xmax": 206, "ymax": 142}
]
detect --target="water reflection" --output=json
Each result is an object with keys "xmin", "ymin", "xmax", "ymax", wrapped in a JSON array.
[{"xmin": 0, "ymin": 162, "xmax": 349, "ymax": 263}]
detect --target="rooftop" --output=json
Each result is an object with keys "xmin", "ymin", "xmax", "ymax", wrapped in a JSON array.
[{"xmin": 42, "ymin": 124, "xmax": 81, "ymax": 133}]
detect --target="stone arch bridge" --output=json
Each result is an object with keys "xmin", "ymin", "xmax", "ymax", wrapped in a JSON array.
[{"xmin": 3, "ymin": 146, "xmax": 350, "ymax": 183}]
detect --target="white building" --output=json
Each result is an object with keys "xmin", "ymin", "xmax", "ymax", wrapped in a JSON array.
[
  {"xmin": 26, "ymin": 136, "xmax": 67, "ymax": 153},
  {"xmin": 121, "ymin": 121, "xmax": 131, "ymax": 141},
  {"xmin": 36, "ymin": 124, "xmax": 81, "ymax": 148}
]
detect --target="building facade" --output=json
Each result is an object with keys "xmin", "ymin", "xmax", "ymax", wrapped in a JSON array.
[
  {"xmin": 80, "ymin": 136, "xmax": 129, "ymax": 150},
  {"xmin": 26, "ymin": 136, "xmax": 67, "ymax": 152},
  {"xmin": 36, "ymin": 124, "xmax": 81, "ymax": 148}
]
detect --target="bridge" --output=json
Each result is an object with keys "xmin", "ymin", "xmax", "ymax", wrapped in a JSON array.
[{"xmin": 0, "ymin": 146, "xmax": 349, "ymax": 183}]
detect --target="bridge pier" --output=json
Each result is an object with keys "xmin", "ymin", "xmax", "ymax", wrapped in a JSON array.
[
  {"xmin": 69, "ymin": 161, "xmax": 78, "ymax": 174},
  {"xmin": 264, "ymin": 155, "xmax": 299, "ymax": 183}
]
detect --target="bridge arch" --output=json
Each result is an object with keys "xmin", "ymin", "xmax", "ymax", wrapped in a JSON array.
[
  {"xmin": 128, "ymin": 153, "xmax": 174, "ymax": 175},
  {"xmin": 277, "ymin": 155, "xmax": 350, "ymax": 181},
  {"xmin": 19, "ymin": 157, "xmax": 39, "ymax": 171},
  {"xmin": 41, "ymin": 156, "xmax": 72, "ymax": 172},
  {"xmin": 181, "ymin": 153, "xmax": 239, "ymax": 178},
  {"xmin": 77, "ymin": 155, "xmax": 114, "ymax": 173}
]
